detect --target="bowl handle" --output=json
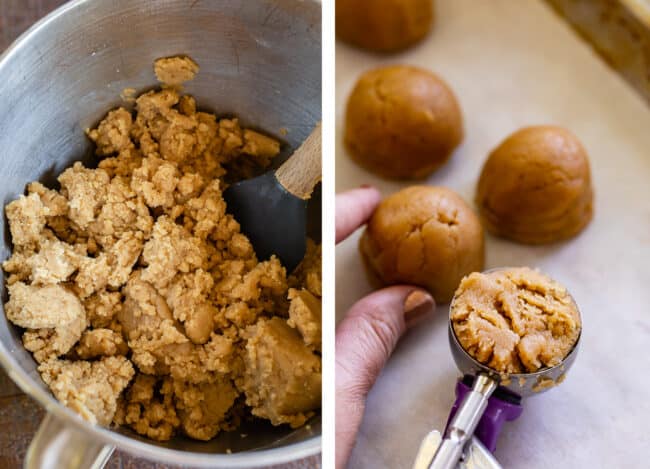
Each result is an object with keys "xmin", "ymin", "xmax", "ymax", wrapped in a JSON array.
[{"xmin": 24, "ymin": 413, "xmax": 114, "ymax": 469}]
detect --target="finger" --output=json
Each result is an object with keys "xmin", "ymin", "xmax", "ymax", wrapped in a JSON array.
[
  {"xmin": 336, "ymin": 186, "xmax": 381, "ymax": 244},
  {"xmin": 335, "ymin": 286, "xmax": 435, "ymax": 468}
]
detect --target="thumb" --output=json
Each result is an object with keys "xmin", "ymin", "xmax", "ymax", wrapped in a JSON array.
[{"xmin": 335, "ymin": 286, "xmax": 435, "ymax": 468}]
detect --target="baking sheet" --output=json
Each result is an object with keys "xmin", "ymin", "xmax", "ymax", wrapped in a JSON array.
[{"xmin": 335, "ymin": 0, "xmax": 650, "ymax": 467}]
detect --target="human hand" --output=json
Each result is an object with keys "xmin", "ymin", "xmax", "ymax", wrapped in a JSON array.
[{"xmin": 335, "ymin": 186, "xmax": 436, "ymax": 468}]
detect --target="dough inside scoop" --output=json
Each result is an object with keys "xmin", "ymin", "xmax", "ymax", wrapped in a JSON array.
[{"xmin": 451, "ymin": 267, "xmax": 580, "ymax": 374}]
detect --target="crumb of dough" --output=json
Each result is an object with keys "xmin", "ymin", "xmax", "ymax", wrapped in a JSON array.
[
  {"xmin": 213, "ymin": 257, "xmax": 289, "ymax": 329},
  {"xmin": 531, "ymin": 373, "xmax": 567, "ymax": 393},
  {"xmin": 114, "ymin": 375, "xmax": 180, "ymax": 441},
  {"xmin": 451, "ymin": 267, "xmax": 581, "ymax": 374},
  {"xmin": 27, "ymin": 182, "xmax": 68, "ymax": 217},
  {"xmin": 83, "ymin": 291, "xmax": 122, "ymax": 328},
  {"xmin": 120, "ymin": 87, "xmax": 137, "ymax": 103},
  {"xmin": 25, "ymin": 238, "xmax": 82, "ymax": 285},
  {"xmin": 86, "ymin": 109, "xmax": 133, "ymax": 156},
  {"xmin": 242, "ymin": 130, "xmax": 281, "ymax": 163},
  {"xmin": 140, "ymin": 216, "xmax": 206, "ymax": 289},
  {"xmin": 24, "ymin": 312, "xmax": 87, "ymax": 363},
  {"xmin": 288, "ymin": 288, "xmax": 322, "ymax": 351},
  {"xmin": 241, "ymin": 317, "xmax": 321, "ymax": 428},
  {"xmin": 178, "ymin": 95, "xmax": 196, "ymax": 116},
  {"xmin": 2, "ymin": 56, "xmax": 320, "ymax": 441},
  {"xmin": 75, "ymin": 232, "xmax": 143, "ymax": 298},
  {"xmin": 2, "ymin": 249, "xmax": 31, "ymax": 284},
  {"xmin": 5, "ymin": 193, "xmax": 48, "ymax": 247},
  {"xmin": 154, "ymin": 56, "xmax": 199, "ymax": 86},
  {"xmin": 289, "ymin": 239, "xmax": 322, "ymax": 297},
  {"xmin": 173, "ymin": 378, "xmax": 239, "ymax": 441},
  {"xmin": 532, "ymin": 377, "xmax": 556, "ymax": 392},
  {"xmin": 58, "ymin": 163, "xmax": 111, "ymax": 229},
  {"xmin": 5, "ymin": 283, "xmax": 83, "ymax": 329},
  {"xmin": 166, "ymin": 269, "xmax": 215, "ymax": 344},
  {"xmin": 88, "ymin": 175, "xmax": 153, "ymax": 244},
  {"xmin": 39, "ymin": 356, "xmax": 134, "ymax": 425},
  {"xmin": 75, "ymin": 329, "xmax": 129, "ymax": 359}
]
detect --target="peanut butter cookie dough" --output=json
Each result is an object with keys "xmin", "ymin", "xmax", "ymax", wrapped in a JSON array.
[
  {"xmin": 2, "ymin": 56, "xmax": 322, "ymax": 442},
  {"xmin": 345, "ymin": 65, "xmax": 463, "ymax": 179},
  {"xmin": 336, "ymin": 0, "xmax": 434, "ymax": 53},
  {"xmin": 360, "ymin": 186, "xmax": 484, "ymax": 303},
  {"xmin": 451, "ymin": 268, "xmax": 581, "ymax": 374},
  {"xmin": 476, "ymin": 126, "xmax": 594, "ymax": 244}
]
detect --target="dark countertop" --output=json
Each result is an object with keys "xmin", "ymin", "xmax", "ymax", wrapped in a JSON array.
[{"xmin": 0, "ymin": 1, "xmax": 320, "ymax": 468}]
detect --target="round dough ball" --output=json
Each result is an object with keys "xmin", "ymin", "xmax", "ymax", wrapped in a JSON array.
[
  {"xmin": 360, "ymin": 186, "xmax": 484, "ymax": 303},
  {"xmin": 336, "ymin": 0, "xmax": 434, "ymax": 53},
  {"xmin": 476, "ymin": 126, "xmax": 593, "ymax": 244},
  {"xmin": 345, "ymin": 66, "xmax": 463, "ymax": 179}
]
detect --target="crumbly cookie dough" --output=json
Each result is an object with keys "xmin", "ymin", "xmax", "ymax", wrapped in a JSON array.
[
  {"xmin": 336, "ymin": 0, "xmax": 434, "ymax": 53},
  {"xmin": 476, "ymin": 126, "xmax": 594, "ymax": 244},
  {"xmin": 39, "ymin": 356, "xmax": 134, "ymax": 426},
  {"xmin": 241, "ymin": 317, "xmax": 321, "ymax": 428},
  {"xmin": 345, "ymin": 66, "xmax": 463, "ymax": 179},
  {"xmin": 360, "ymin": 186, "xmax": 484, "ymax": 303},
  {"xmin": 154, "ymin": 56, "xmax": 199, "ymax": 86},
  {"xmin": 289, "ymin": 239, "xmax": 322, "ymax": 298},
  {"xmin": 2, "ymin": 56, "xmax": 322, "ymax": 442},
  {"xmin": 451, "ymin": 268, "xmax": 581, "ymax": 374},
  {"xmin": 288, "ymin": 288, "xmax": 322, "ymax": 351}
]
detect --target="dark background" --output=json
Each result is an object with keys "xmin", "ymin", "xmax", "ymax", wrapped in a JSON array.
[{"xmin": 0, "ymin": 1, "xmax": 320, "ymax": 468}]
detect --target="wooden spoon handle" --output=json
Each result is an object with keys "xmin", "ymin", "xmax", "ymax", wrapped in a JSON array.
[{"xmin": 275, "ymin": 122, "xmax": 322, "ymax": 200}]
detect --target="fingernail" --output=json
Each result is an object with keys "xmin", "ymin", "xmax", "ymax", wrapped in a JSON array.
[{"xmin": 403, "ymin": 290, "xmax": 435, "ymax": 327}]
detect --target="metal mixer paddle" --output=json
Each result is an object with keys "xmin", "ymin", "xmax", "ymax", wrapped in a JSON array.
[{"xmin": 414, "ymin": 270, "xmax": 582, "ymax": 469}]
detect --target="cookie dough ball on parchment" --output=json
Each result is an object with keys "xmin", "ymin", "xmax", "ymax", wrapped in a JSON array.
[
  {"xmin": 344, "ymin": 65, "xmax": 463, "ymax": 180},
  {"xmin": 360, "ymin": 186, "xmax": 484, "ymax": 303},
  {"xmin": 336, "ymin": 0, "xmax": 434, "ymax": 53},
  {"xmin": 476, "ymin": 126, "xmax": 594, "ymax": 244}
]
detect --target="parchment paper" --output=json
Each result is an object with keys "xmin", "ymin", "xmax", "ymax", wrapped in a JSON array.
[{"xmin": 335, "ymin": 0, "xmax": 650, "ymax": 467}]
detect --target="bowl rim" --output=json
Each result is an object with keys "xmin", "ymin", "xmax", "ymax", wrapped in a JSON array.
[{"xmin": 0, "ymin": 0, "xmax": 321, "ymax": 466}]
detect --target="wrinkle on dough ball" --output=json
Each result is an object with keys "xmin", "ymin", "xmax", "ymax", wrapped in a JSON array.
[
  {"xmin": 336, "ymin": 0, "xmax": 434, "ymax": 53},
  {"xmin": 476, "ymin": 126, "xmax": 594, "ymax": 244},
  {"xmin": 344, "ymin": 65, "xmax": 463, "ymax": 180},
  {"xmin": 360, "ymin": 186, "xmax": 484, "ymax": 303}
]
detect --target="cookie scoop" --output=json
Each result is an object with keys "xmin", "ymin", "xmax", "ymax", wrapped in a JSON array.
[{"xmin": 414, "ymin": 268, "xmax": 582, "ymax": 469}]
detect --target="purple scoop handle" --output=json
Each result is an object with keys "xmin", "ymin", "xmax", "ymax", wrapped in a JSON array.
[{"xmin": 445, "ymin": 379, "xmax": 524, "ymax": 452}]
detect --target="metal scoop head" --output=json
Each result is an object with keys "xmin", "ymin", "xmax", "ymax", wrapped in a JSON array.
[
  {"xmin": 447, "ymin": 266, "xmax": 582, "ymax": 397},
  {"xmin": 448, "ymin": 323, "xmax": 581, "ymax": 398}
]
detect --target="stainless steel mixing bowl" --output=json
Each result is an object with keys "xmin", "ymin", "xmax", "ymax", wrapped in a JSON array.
[{"xmin": 0, "ymin": 0, "xmax": 321, "ymax": 467}]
